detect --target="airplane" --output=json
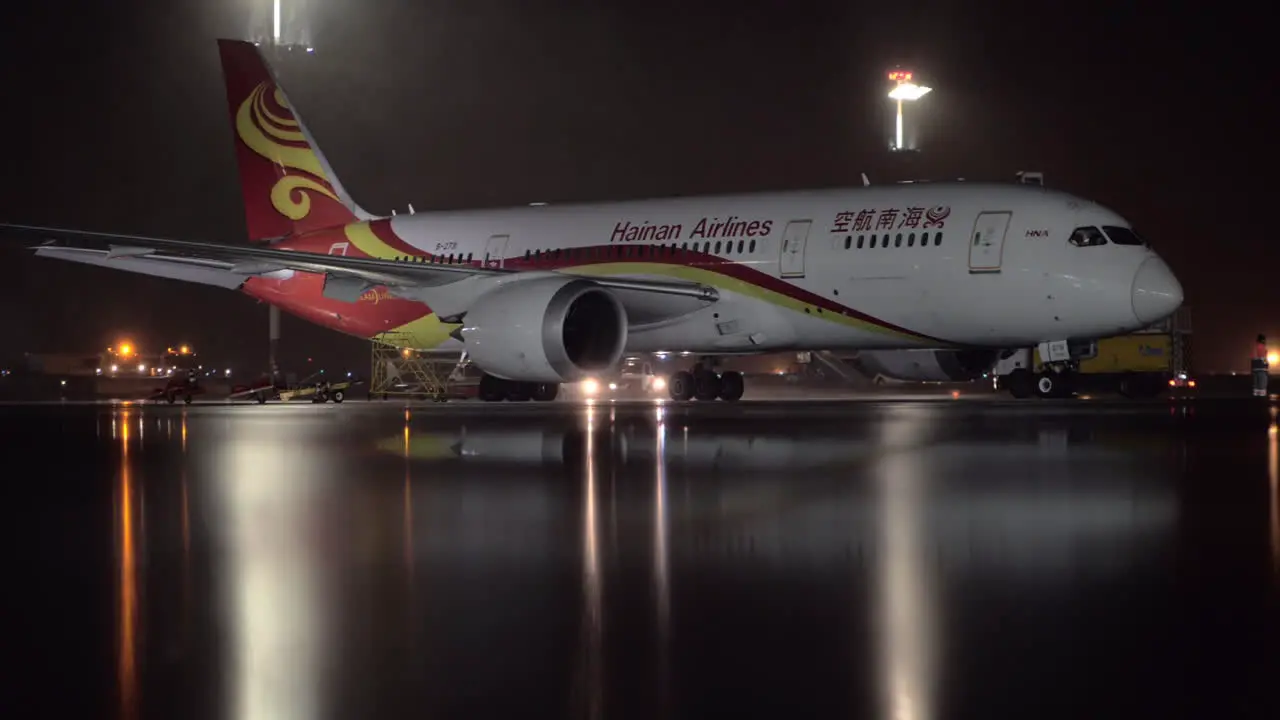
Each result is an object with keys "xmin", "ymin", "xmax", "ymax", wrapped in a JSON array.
[{"xmin": 2, "ymin": 39, "xmax": 1183, "ymax": 402}]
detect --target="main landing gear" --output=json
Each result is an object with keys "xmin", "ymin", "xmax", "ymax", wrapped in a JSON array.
[
  {"xmin": 478, "ymin": 373, "xmax": 559, "ymax": 402},
  {"xmin": 666, "ymin": 360, "xmax": 744, "ymax": 402}
]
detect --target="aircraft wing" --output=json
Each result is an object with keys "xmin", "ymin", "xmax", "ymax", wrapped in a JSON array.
[{"xmin": 4, "ymin": 224, "xmax": 721, "ymax": 307}]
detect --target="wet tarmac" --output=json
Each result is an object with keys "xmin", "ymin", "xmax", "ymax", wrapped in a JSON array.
[{"xmin": 6, "ymin": 398, "xmax": 1280, "ymax": 719}]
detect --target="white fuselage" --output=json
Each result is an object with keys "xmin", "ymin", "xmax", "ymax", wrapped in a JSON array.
[{"xmin": 363, "ymin": 181, "xmax": 1179, "ymax": 354}]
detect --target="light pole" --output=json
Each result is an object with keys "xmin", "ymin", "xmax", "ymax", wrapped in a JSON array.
[{"xmin": 887, "ymin": 70, "xmax": 931, "ymax": 151}]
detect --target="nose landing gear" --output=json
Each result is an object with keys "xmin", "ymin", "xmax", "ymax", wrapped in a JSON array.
[{"xmin": 1034, "ymin": 370, "xmax": 1074, "ymax": 399}]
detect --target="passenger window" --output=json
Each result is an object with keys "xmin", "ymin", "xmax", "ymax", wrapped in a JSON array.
[
  {"xmin": 844, "ymin": 236, "xmax": 851, "ymax": 249},
  {"xmin": 749, "ymin": 239, "xmax": 756, "ymax": 253},
  {"xmin": 934, "ymin": 233, "xmax": 942, "ymax": 246},
  {"xmin": 856, "ymin": 235, "xmax": 864, "ymax": 249},
  {"xmin": 919, "ymin": 232, "xmax": 928, "ymax": 247},
  {"xmin": 1102, "ymin": 226, "xmax": 1146, "ymax": 246},
  {"xmin": 907, "ymin": 233, "xmax": 915, "ymax": 247},
  {"xmin": 737, "ymin": 240, "xmax": 744, "ymax": 254},
  {"xmin": 895, "ymin": 233, "xmax": 902, "ymax": 247},
  {"xmin": 714, "ymin": 241, "xmax": 722, "ymax": 254},
  {"xmin": 703, "ymin": 242, "xmax": 710, "ymax": 253},
  {"xmin": 1068, "ymin": 227, "xmax": 1107, "ymax": 247}
]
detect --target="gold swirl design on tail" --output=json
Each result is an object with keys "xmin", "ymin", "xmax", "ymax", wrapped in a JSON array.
[
  {"xmin": 271, "ymin": 175, "xmax": 339, "ymax": 220},
  {"xmin": 268, "ymin": 88, "xmax": 299, "ymax": 125},
  {"xmin": 235, "ymin": 82, "xmax": 338, "ymax": 220}
]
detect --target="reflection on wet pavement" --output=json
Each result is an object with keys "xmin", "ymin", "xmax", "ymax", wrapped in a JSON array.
[{"xmin": 5, "ymin": 400, "xmax": 1279, "ymax": 719}]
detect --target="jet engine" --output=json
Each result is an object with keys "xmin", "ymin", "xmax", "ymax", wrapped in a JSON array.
[
  {"xmin": 458, "ymin": 277, "xmax": 628, "ymax": 383},
  {"xmin": 851, "ymin": 349, "xmax": 998, "ymax": 383}
]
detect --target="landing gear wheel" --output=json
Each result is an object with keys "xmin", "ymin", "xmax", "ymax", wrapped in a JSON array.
[
  {"xmin": 532, "ymin": 383, "xmax": 559, "ymax": 402},
  {"xmin": 166, "ymin": 393, "xmax": 176, "ymax": 405},
  {"xmin": 718, "ymin": 371, "xmax": 745, "ymax": 402},
  {"xmin": 693, "ymin": 371, "xmax": 722, "ymax": 401},
  {"xmin": 331, "ymin": 389, "xmax": 345, "ymax": 403},
  {"xmin": 255, "ymin": 392, "xmax": 267, "ymax": 404},
  {"xmin": 506, "ymin": 383, "xmax": 532, "ymax": 402},
  {"xmin": 183, "ymin": 394, "xmax": 193, "ymax": 405},
  {"xmin": 668, "ymin": 371, "xmax": 695, "ymax": 401},
  {"xmin": 478, "ymin": 374, "xmax": 507, "ymax": 402},
  {"xmin": 1035, "ymin": 372, "xmax": 1072, "ymax": 399},
  {"xmin": 1005, "ymin": 369, "xmax": 1034, "ymax": 399}
]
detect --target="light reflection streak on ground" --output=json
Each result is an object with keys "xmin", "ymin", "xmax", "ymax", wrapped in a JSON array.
[
  {"xmin": 877, "ymin": 407, "xmax": 936, "ymax": 720},
  {"xmin": 576, "ymin": 406, "xmax": 603, "ymax": 719},
  {"xmin": 117, "ymin": 411, "xmax": 137, "ymax": 720},
  {"xmin": 1269, "ymin": 407, "xmax": 1277, "ymax": 580},
  {"xmin": 222, "ymin": 419, "xmax": 324, "ymax": 720}
]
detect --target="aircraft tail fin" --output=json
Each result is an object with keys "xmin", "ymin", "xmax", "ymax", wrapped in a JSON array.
[{"xmin": 216, "ymin": 39, "xmax": 376, "ymax": 243}]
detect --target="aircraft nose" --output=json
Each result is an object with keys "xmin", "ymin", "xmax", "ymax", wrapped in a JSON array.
[{"xmin": 1131, "ymin": 256, "xmax": 1183, "ymax": 325}]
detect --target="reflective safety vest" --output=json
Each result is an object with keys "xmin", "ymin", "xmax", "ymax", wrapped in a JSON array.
[{"xmin": 1256, "ymin": 342, "xmax": 1269, "ymax": 360}]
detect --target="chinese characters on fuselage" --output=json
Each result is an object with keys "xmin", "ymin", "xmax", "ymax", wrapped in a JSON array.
[
  {"xmin": 610, "ymin": 216, "xmax": 774, "ymax": 243},
  {"xmin": 829, "ymin": 206, "xmax": 951, "ymax": 233}
]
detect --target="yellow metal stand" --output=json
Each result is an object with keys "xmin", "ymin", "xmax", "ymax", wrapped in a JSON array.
[{"xmin": 369, "ymin": 333, "xmax": 473, "ymax": 400}]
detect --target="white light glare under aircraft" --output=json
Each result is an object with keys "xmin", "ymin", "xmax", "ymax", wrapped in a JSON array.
[{"xmin": 3, "ymin": 40, "xmax": 1183, "ymax": 402}]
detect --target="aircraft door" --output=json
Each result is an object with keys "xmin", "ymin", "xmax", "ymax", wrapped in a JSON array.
[
  {"xmin": 483, "ymin": 234, "xmax": 510, "ymax": 268},
  {"xmin": 779, "ymin": 220, "xmax": 812, "ymax": 278},
  {"xmin": 968, "ymin": 212, "xmax": 1012, "ymax": 273}
]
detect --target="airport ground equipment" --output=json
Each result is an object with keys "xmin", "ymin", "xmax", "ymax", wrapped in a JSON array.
[
  {"xmin": 565, "ymin": 357, "xmax": 667, "ymax": 400},
  {"xmin": 229, "ymin": 371, "xmax": 358, "ymax": 404},
  {"xmin": 148, "ymin": 371, "xmax": 205, "ymax": 404},
  {"xmin": 369, "ymin": 334, "xmax": 476, "ymax": 401},
  {"xmin": 994, "ymin": 307, "xmax": 1192, "ymax": 399}
]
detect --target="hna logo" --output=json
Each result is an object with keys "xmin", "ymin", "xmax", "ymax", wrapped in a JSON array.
[
  {"xmin": 1025, "ymin": 229, "xmax": 1050, "ymax": 238},
  {"xmin": 1138, "ymin": 344, "xmax": 1165, "ymax": 357}
]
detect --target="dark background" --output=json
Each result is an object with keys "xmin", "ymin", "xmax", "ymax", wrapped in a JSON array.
[{"xmin": 0, "ymin": 1, "xmax": 1266, "ymax": 372}]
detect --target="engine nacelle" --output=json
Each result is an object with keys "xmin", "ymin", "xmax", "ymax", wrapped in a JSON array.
[
  {"xmin": 852, "ymin": 349, "xmax": 998, "ymax": 383},
  {"xmin": 459, "ymin": 277, "xmax": 628, "ymax": 383}
]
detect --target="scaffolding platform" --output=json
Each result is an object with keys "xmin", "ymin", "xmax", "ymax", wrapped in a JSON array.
[{"xmin": 368, "ymin": 334, "xmax": 477, "ymax": 401}]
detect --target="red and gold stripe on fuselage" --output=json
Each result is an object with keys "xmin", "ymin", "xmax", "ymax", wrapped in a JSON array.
[{"xmin": 242, "ymin": 219, "xmax": 940, "ymax": 348}]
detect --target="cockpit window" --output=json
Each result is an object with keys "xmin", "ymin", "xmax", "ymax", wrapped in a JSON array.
[
  {"xmin": 1102, "ymin": 226, "xmax": 1146, "ymax": 246},
  {"xmin": 1068, "ymin": 226, "xmax": 1107, "ymax": 247}
]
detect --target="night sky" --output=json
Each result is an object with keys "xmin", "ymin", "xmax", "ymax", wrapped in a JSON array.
[{"xmin": 0, "ymin": 1, "xmax": 1266, "ymax": 372}]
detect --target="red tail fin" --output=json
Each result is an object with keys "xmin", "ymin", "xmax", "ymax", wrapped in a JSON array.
[{"xmin": 216, "ymin": 39, "xmax": 373, "ymax": 243}]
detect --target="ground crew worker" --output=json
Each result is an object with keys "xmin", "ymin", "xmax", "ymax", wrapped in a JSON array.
[{"xmin": 1252, "ymin": 334, "xmax": 1269, "ymax": 397}]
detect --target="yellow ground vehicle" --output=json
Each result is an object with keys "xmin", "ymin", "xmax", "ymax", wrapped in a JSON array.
[{"xmin": 995, "ymin": 308, "xmax": 1192, "ymax": 398}]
